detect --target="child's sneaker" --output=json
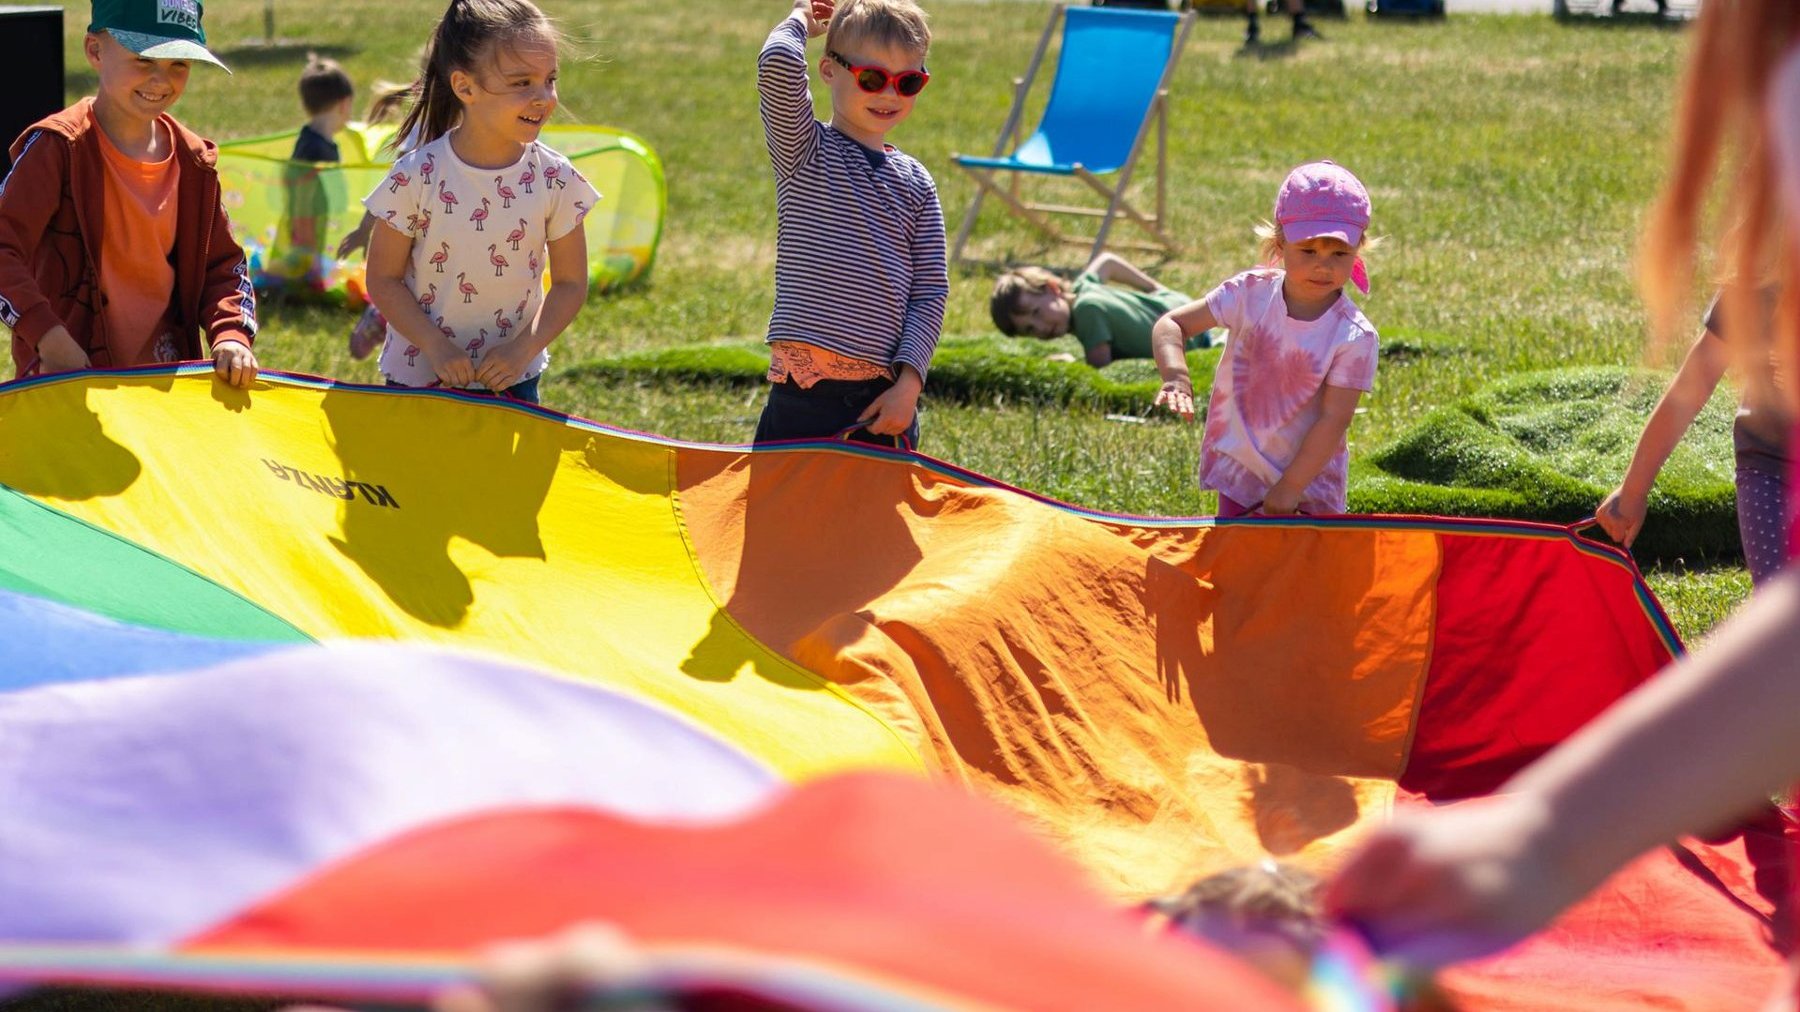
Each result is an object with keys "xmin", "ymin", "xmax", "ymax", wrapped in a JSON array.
[
  {"xmin": 1292, "ymin": 15, "xmax": 1324, "ymax": 39},
  {"xmin": 349, "ymin": 305, "xmax": 386, "ymax": 360}
]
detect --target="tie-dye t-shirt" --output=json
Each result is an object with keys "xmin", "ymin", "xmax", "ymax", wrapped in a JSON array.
[
  {"xmin": 1198, "ymin": 269, "xmax": 1378, "ymax": 514},
  {"xmin": 363, "ymin": 131, "xmax": 601, "ymax": 388}
]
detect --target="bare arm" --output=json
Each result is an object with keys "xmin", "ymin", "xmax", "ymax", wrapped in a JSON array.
[
  {"xmin": 1149, "ymin": 300, "xmax": 1216, "ymax": 420},
  {"xmin": 1084, "ymin": 252, "xmax": 1159, "ymax": 293},
  {"xmin": 1329, "ymin": 569, "xmax": 1800, "ymax": 967},
  {"xmin": 1261, "ymin": 385, "xmax": 1362, "ymax": 513},
  {"xmin": 366, "ymin": 221, "xmax": 471, "ymax": 388},
  {"xmin": 1596, "ymin": 331, "xmax": 1729, "ymax": 546}
]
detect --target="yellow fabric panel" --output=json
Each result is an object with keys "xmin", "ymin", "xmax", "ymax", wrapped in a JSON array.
[
  {"xmin": 0, "ymin": 373, "xmax": 920, "ymax": 780},
  {"xmin": 676, "ymin": 450, "xmax": 1433, "ymax": 897}
]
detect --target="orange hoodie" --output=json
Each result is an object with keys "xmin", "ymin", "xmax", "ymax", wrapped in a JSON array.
[{"xmin": 0, "ymin": 98, "xmax": 257, "ymax": 377}]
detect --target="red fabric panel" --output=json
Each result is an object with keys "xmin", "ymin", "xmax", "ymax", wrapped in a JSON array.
[
  {"xmin": 1403, "ymin": 533, "xmax": 1676, "ymax": 799},
  {"xmin": 1443, "ymin": 811, "xmax": 1795, "ymax": 1010},
  {"xmin": 187, "ymin": 773, "xmax": 1303, "ymax": 1011}
]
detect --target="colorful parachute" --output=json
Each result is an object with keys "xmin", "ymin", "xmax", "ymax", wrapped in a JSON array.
[
  {"xmin": 0, "ymin": 367, "xmax": 1789, "ymax": 1009},
  {"xmin": 216, "ymin": 123, "xmax": 665, "ymax": 301}
]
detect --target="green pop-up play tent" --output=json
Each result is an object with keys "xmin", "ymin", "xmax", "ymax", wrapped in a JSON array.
[{"xmin": 216, "ymin": 122, "xmax": 665, "ymax": 303}]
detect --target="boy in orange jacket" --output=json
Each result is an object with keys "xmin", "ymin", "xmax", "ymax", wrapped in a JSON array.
[{"xmin": 0, "ymin": 0, "xmax": 258, "ymax": 387}]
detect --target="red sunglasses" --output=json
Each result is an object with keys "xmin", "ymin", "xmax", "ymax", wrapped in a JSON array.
[{"xmin": 828, "ymin": 50, "xmax": 930, "ymax": 97}]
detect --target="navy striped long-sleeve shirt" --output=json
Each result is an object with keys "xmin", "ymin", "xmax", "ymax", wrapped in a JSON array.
[{"xmin": 758, "ymin": 15, "xmax": 948, "ymax": 381}]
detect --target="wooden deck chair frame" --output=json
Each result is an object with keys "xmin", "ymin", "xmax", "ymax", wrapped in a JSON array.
[{"xmin": 950, "ymin": 5, "xmax": 1195, "ymax": 266}]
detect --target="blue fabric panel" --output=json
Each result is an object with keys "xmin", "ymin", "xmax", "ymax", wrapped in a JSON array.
[{"xmin": 0, "ymin": 589, "xmax": 287, "ymax": 690}]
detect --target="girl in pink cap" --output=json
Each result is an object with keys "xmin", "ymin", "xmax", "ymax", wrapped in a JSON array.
[{"xmin": 1149, "ymin": 160, "xmax": 1379, "ymax": 516}]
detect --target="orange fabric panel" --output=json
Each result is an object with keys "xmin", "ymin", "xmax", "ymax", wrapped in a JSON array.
[
  {"xmin": 675, "ymin": 448, "xmax": 1432, "ymax": 896},
  {"xmin": 1119, "ymin": 521, "xmax": 1440, "ymax": 777}
]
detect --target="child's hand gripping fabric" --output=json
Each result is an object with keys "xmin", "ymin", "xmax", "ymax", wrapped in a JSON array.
[
  {"xmin": 213, "ymin": 341, "xmax": 260, "ymax": 389},
  {"xmin": 858, "ymin": 364, "xmax": 924, "ymax": 437}
]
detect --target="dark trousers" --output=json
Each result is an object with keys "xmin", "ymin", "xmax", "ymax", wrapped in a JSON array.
[{"xmin": 753, "ymin": 377, "xmax": 920, "ymax": 450}]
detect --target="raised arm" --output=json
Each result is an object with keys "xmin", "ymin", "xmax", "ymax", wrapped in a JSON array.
[{"xmin": 758, "ymin": 1, "xmax": 831, "ymax": 178}]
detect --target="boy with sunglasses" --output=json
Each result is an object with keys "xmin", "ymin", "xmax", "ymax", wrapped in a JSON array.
[{"xmin": 753, "ymin": 0, "xmax": 947, "ymax": 448}]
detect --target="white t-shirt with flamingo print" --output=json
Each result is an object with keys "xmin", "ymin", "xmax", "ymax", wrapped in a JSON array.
[
  {"xmin": 363, "ymin": 130, "xmax": 601, "ymax": 388},
  {"xmin": 1198, "ymin": 269, "xmax": 1378, "ymax": 514}
]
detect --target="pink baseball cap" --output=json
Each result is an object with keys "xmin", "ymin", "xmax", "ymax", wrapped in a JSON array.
[{"xmin": 1275, "ymin": 160, "xmax": 1370, "ymax": 247}]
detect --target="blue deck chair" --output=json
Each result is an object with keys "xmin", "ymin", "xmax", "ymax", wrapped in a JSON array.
[{"xmin": 950, "ymin": 5, "xmax": 1195, "ymax": 265}]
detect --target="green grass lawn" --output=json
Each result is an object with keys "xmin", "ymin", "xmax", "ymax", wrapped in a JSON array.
[{"xmin": 78, "ymin": 1, "xmax": 1747, "ymax": 642}]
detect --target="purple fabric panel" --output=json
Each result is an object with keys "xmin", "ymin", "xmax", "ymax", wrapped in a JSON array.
[{"xmin": 0, "ymin": 642, "xmax": 779, "ymax": 946}]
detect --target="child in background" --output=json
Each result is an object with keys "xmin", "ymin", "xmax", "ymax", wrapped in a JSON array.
[
  {"xmin": 337, "ymin": 78, "xmax": 424, "ymax": 264},
  {"xmin": 340, "ymin": 79, "xmax": 423, "ymax": 360},
  {"xmin": 990, "ymin": 252, "xmax": 1215, "ymax": 367},
  {"xmin": 0, "ymin": 0, "xmax": 258, "ymax": 388},
  {"xmin": 1151, "ymin": 160, "xmax": 1379, "ymax": 516},
  {"xmin": 754, "ymin": 0, "xmax": 948, "ymax": 448},
  {"xmin": 1596, "ymin": 290, "xmax": 1792, "ymax": 585},
  {"xmin": 1245, "ymin": 0, "xmax": 1323, "ymax": 46},
  {"xmin": 283, "ymin": 54, "xmax": 355, "ymax": 288},
  {"xmin": 362, "ymin": 0, "xmax": 599, "ymax": 404}
]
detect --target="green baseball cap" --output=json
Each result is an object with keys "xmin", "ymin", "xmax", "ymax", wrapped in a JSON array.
[{"xmin": 89, "ymin": 0, "xmax": 230, "ymax": 73}]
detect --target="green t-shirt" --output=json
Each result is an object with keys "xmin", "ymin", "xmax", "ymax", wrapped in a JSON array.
[{"xmin": 1068, "ymin": 272, "xmax": 1199, "ymax": 359}]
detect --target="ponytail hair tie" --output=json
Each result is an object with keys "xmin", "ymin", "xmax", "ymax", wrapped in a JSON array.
[{"xmin": 1351, "ymin": 257, "xmax": 1370, "ymax": 295}]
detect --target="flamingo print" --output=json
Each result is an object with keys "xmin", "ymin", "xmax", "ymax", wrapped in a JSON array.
[
  {"xmin": 457, "ymin": 272, "xmax": 478, "ymax": 304},
  {"xmin": 495, "ymin": 175, "xmax": 517, "ymax": 209},
  {"xmin": 543, "ymin": 163, "xmax": 564, "ymax": 190},
  {"xmin": 518, "ymin": 164, "xmax": 535, "ymax": 194},
  {"xmin": 404, "ymin": 344, "xmax": 421, "ymax": 368},
  {"xmin": 419, "ymin": 152, "xmax": 436, "ymax": 186},
  {"xmin": 405, "ymin": 212, "xmax": 426, "ymax": 234},
  {"xmin": 469, "ymin": 197, "xmax": 491, "ymax": 232},
  {"xmin": 438, "ymin": 181, "xmax": 459, "ymax": 216},
  {"xmin": 436, "ymin": 317, "xmax": 457, "ymax": 342},
  {"xmin": 417, "ymin": 282, "xmax": 438, "ymax": 311},
  {"xmin": 528, "ymin": 249, "xmax": 541, "ymax": 276},
  {"xmin": 385, "ymin": 170, "xmax": 410, "ymax": 193},
  {"xmin": 487, "ymin": 244, "xmax": 510, "ymax": 278},
  {"xmin": 504, "ymin": 218, "xmax": 527, "ymax": 252},
  {"xmin": 467, "ymin": 329, "xmax": 488, "ymax": 361},
  {"xmin": 515, "ymin": 297, "xmax": 528, "ymax": 320},
  {"xmin": 428, "ymin": 241, "xmax": 450, "ymax": 274},
  {"xmin": 572, "ymin": 200, "xmax": 590, "ymax": 226},
  {"xmin": 419, "ymin": 208, "xmax": 433, "ymax": 238},
  {"xmin": 382, "ymin": 210, "xmax": 398, "ymax": 227},
  {"xmin": 494, "ymin": 308, "xmax": 513, "ymax": 338}
]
